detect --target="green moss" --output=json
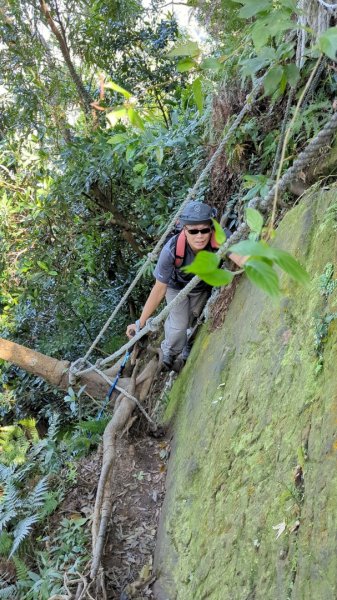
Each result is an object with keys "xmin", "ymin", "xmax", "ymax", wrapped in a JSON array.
[{"xmin": 154, "ymin": 190, "xmax": 337, "ymax": 600}]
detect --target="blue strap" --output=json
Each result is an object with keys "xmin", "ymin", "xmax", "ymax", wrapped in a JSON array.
[{"xmin": 96, "ymin": 351, "xmax": 130, "ymax": 421}]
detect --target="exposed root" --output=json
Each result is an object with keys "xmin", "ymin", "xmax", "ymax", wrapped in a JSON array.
[{"xmin": 90, "ymin": 356, "xmax": 159, "ymax": 582}]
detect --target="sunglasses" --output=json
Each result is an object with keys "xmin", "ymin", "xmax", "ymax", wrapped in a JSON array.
[{"xmin": 185, "ymin": 227, "xmax": 212, "ymax": 235}]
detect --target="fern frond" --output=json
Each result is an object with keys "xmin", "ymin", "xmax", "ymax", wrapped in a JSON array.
[
  {"xmin": 0, "ymin": 464, "xmax": 15, "ymax": 484},
  {"xmin": 9, "ymin": 514, "xmax": 39, "ymax": 557},
  {"xmin": 13, "ymin": 556, "xmax": 29, "ymax": 581},
  {"xmin": 79, "ymin": 418, "xmax": 109, "ymax": 434},
  {"xmin": 1, "ymin": 483, "xmax": 20, "ymax": 514},
  {"xmin": 0, "ymin": 510, "xmax": 17, "ymax": 533},
  {"xmin": 0, "ymin": 532, "xmax": 13, "ymax": 557},
  {"xmin": 39, "ymin": 491, "xmax": 61, "ymax": 518},
  {"xmin": 0, "ymin": 584, "xmax": 17, "ymax": 599},
  {"xmin": 18, "ymin": 419, "xmax": 39, "ymax": 443},
  {"xmin": 47, "ymin": 414, "xmax": 60, "ymax": 442},
  {"xmin": 14, "ymin": 462, "xmax": 35, "ymax": 483},
  {"xmin": 26, "ymin": 477, "xmax": 48, "ymax": 510}
]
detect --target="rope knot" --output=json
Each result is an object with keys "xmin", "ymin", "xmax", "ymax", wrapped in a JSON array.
[
  {"xmin": 147, "ymin": 251, "xmax": 157, "ymax": 261},
  {"xmin": 146, "ymin": 317, "xmax": 159, "ymax": 332},
  {"xmin": 69, "ymin": 357, "xmax": 85, "ymax": 384},
  {"xmin": 247, "ymin": 197, "xmax": 260, "ymax": 209}
]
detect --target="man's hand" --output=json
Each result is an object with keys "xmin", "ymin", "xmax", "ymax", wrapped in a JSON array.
[{"xmin": 126, "ymin": 323, "xmax": 137, "ymax": 339}]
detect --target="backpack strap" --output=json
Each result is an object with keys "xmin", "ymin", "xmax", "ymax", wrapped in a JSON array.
[
  {"xmin": 175, "ymin": 231, "xmax": 186, "ymax": 267},
  {"xmin": 175, "ymin": 228, "xmax": 220, "ymax": 266}
]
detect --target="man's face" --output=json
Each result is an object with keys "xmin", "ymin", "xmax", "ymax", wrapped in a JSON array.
[{"xmin": 184, "ymin": 223, "xmax": 212, "ymax": 253}]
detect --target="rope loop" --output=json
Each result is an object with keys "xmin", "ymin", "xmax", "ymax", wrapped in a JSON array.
[
  {"xmin": 146, "ymin": 317, "xmax": 160, "ymax": 332},
  {"xmin": 247, "ymin": 197, "xmax": 260, "ymax": 210}
]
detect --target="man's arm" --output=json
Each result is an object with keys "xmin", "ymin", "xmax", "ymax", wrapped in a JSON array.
[
  {"xmin": 228, "ymin": 253, "xmax": 247, "ymax": 268},
  {"xmin": 126, "ymin": 280, "xmax": 167, "ymax": 338}
]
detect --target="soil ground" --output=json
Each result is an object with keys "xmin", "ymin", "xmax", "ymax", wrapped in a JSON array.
[{"xmin": 56, "ymin": 426, "xmax": 170, "ymax": 600}]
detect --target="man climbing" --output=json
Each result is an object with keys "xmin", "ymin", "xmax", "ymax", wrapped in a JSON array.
[{"xmin": 126, "ymin": 201, "xmax": 244, "ymax": 369}]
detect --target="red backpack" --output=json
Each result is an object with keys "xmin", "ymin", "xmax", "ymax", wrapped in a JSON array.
[{"xmin": 174, "ymin": 230, "xmax": 219, "ymax": 267}]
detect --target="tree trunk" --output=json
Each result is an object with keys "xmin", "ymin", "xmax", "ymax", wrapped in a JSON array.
[
  {"xmin": 39, "ymin": 0, "xmax": 92, "ymax": 113},
  {"xmin": 0, "ymin": 338, "xmax": 122, "ymax": 399}
]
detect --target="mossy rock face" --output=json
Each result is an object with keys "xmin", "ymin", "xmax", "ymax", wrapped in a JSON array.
[{"xmin": 154, "ymin": 190, "xmax": 337, "ymax": 600}]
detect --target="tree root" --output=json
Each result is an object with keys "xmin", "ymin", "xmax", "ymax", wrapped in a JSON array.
[{"xmin": 90, "ymin": 356, "xmax": 159, "ymax": 582}]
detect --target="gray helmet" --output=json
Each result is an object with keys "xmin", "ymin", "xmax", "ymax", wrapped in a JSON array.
[{"xmin": 179, "ymin": 201, "xmax": 216, "ymax": 225}]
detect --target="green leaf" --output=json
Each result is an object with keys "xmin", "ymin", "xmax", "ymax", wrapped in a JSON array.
[
  {"xmin": 168, "ymin": 41, "xmax": 200, "ymax": 58},
  {"xmin": 280, "ymin": 0, "xmax": 297, "ymax": 9},
  {"xmin": 133, "ymin": 162, "xmax": 147, "ymax": 174},
  {"xmin": 200, "ymin": 58, "xmax": 222, "ymax": 71},
  {"xmin": 177, "ymin": 58, "xmax": 197, "ymax": 72},
  {"xmin": 212, "ymin": 218, "xmax": 226, "ymax": 245},
  {"xmin": 246, "ymin": 208, "xmax": 264, "ymax": 235},
  {"xmin": 104, "ymin": 81, "xmax": 132, "ymax": 98},
  {"xmin": 155, "ymin": 147, "xmax": 164, "ymax": 165},
  {"xmin": 37, "ymin": 261, "xmax": 49, "ymax": 272},
  {"xmin": 284, "ymin": 63, "xmax": 300, "ymax": 87},
  {"xmin": 107, "ymin": 133, "xmax": 128, "ymax": 145},
  {"xmin": 199, "ymin": 269, "xmax": 234, "ymax": 287},
  {"xmin": 192, "ymin": 77, "xmax": 203, "ymax": 113},
  {"xmin": 237, "ymin": 0, "xmax": 270, "ymax": 19},
  {"xmin": 183, "ymin": 250, "xmax": 220, "ymax": 275},
  {"xmin": 318, "ymin": 27, "xmax": 337, "ymax": 61},
  {"xmin": 229, "ymin": 239, "xmax": 274, "ymax": 258},
  {"xmin": 270, "ymin": 248, "xmax": 310, "ymax": 284},
  {"xmin": 106, "ymin": 107, "xmax": 127, "ymax": 126},
  {"xmin": 127, "ymin": 108, "xmax": 145, "ymax": 130},
  {"xmin": 264, "ymin": 66, "xmax": 284, "ymax": 96},
  {"xmin": 252, "ymin": 20, "xmax": 270, "ymax": 50},
  {"xmin": 245, "ymin": 260, "xmax": 280, "ymax": 297},
  {"xmin": 125, "ymin": 145, "xmax": 135, "ymax": 161}
]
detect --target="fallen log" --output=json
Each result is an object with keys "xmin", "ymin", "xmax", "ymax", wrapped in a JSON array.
[{"xmin": 0, "ymin": 337, "xmax": 124, "ymax": 399}]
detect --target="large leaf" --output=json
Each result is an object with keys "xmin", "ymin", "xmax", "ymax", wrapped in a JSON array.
[
  {"xmin": 167, "ymin": 41, "xmax": 200, "ymax": 58},
  {"xmin": 106, "ymin": 107, "xmax": 127, "ymax": 126},
  {"xmin": 246, "ymin": 208, "xmax": 264, "ymax": 235},
  {"xmin": 212, "ymin": 219, "xmax": 226, "ymax": 245},
  {"xmin": 177, "ymin": 58, "xmax": 197, "ymax": 72},
  {"xmin": 229, "ymin": 239, "xmax": 274, "ymax": 258},
  {"xmin": 236, "ymin": 0, "xmax": 270, "ymax": 19},
  {"xmin": 200, "ymin": 58, "xmax": 222, "ymax": 71},
  {"xmin": 284, "ymin": 63, "xmax": 300, "ymax": 87},
  {"xmin": 104, "ymin": 81, "xmax": 132, "ymax": 99},
  {"xmin": 107, "ymin": 133, "xmax": 129, "ymax": 145},
  {"xmin": 270, "ymin": 248, "xmax": 310, "ymax": 284},
  {"xmin": 183, "ymin": 250, "xmax": 220, "ymax": 275},
  {"xmin": 318, "ymin": 27, "xmax": 337, "ymax": 61},
  {"xmin": 192, "ymin": 77, "xmax": 203, "ymax": 113},
  {"xmin": 245, "ymin": 260, "xmax": 280, "ymax": 297},
  {"xmin": 155, "ymin": 147, "xmax": 164, "ymax": 165},
  {"xmin": 264, "ymin": 65, "xmax": 284, "ymax": 96},
  {"xmin": 128, "ymin": 108, "xmax": 145, "ymax": 130},
  {"xmin": 200, "ymin": 269, "xmax": 234, "ymax": 287}
]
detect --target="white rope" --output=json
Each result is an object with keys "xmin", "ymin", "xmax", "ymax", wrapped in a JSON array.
[
  {"xmin": 75, "ymin": 223, "xmax": 248, "ymax": 376},
  {"xmin": 72, "ymin": 94, "xmax": 337, "ymax": 383},
  {"xmin": 75, "ymin": 77, "xmax": 265, "ymax": 366},
  {"xmin": 89, "ymin": 363, "xmax": 156, "ymax": 425},
  {"xmin": 317, "ymin": 0, "xmax": 337, "ymax": 10}
]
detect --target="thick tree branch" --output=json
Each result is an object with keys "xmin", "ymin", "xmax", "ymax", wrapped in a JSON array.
[{"xmin": 39, "ymin": 0, "xmax": 92, "ymax": 113}]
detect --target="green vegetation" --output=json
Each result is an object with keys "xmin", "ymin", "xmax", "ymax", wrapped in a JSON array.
[{"xmin": 2, "ymin": 0, "xmax": 337, "ymax": 594}]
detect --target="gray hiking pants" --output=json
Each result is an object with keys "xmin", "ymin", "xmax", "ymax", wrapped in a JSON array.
[{"xmin": 161, "ymin": 287, "xmax": 210, "ymax": 358}]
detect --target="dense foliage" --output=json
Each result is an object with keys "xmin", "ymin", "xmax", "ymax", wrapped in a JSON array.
[{"xmin": 1, "ymin": 0, "xmax": 337, "ymax": 594}]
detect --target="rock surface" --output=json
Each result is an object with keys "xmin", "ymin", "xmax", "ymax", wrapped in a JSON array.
[{"xmin": 154, "ymin": 190, "xmax": 337, "ymax": 599}]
